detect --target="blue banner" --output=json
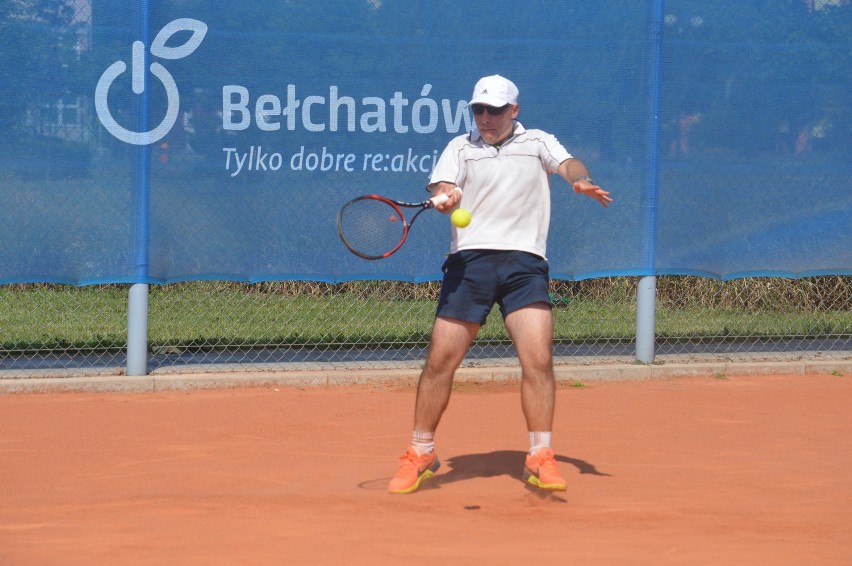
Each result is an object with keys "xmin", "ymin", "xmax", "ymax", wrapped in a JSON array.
[{"xmin": 0, "ymin": 0, "xmax": 849, "ymax": 284}]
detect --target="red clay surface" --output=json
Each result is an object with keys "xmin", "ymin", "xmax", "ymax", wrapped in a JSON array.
[{"xmin": 1, "ymin": 373, "xmax": 851, "ymax": 565}]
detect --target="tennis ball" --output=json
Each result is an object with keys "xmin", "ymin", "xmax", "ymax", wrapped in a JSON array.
[{"xmin": 451, "ymin": 208, "xmax": 472, "ymax": 228}]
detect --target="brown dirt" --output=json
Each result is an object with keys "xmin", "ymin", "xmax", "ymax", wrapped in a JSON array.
[{"xmin": 1, "ymin": 373, "xmax": 851, "ymax": 565}]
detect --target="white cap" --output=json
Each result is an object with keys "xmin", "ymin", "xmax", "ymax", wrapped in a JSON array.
[{"xmin": 468, "ymin": 75, "xmax": 519, "ymax": 107}]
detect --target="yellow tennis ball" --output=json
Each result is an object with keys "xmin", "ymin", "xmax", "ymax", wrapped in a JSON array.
[{"xmin": 451, "ymin": 208, "xmax": 472, "ymax": 228}]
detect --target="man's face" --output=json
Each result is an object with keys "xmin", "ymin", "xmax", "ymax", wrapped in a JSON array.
[{"xmin": 472, "ymin": 103, "xmax": 519, "ymax": 146}]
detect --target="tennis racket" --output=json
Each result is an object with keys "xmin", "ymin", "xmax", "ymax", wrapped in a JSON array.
[{"xmin": 337, "ymin": 193, "xmax": 450, "ymax": 260}]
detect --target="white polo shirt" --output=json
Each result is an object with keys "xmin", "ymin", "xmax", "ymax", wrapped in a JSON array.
[{"xmin": 429, "ymin": 121, "xmax": 572, "ymax": 258}]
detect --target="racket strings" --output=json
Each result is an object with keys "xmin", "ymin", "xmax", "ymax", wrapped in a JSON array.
[{"xmin": 338, "ymin": 199, "xmax": 406, "ymax": 258}]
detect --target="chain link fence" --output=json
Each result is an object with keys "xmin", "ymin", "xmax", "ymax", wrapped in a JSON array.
[
  {"xmin": 1, "ymin": 277, "xmax": 850, "ymax": 378},
  {"xmin": 1, "ymin": 1, "xmax": 849, "ymax": 378}
]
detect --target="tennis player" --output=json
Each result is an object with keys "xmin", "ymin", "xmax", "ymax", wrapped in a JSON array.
[{"xmin": 389, "ymin": 75, "xmax": 612, "ymax": 494}]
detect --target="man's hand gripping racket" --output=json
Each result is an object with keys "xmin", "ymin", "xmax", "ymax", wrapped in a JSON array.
[{"xmin": 337, "ymin": 187, "xmax": 461, "ymax": 260}]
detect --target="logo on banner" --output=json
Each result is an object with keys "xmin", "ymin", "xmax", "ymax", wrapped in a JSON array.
[{"xmin": 95, "ymin": 18, "xmax": 207, "ymax": 145}]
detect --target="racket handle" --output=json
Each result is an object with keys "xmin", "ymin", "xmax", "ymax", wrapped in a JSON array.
[
  {"xmin": 429, "ymin": 187, "xmax": 461, "ymax": 208},
  {"xmin": 429, "ymin": 193, "xmax": 450, "ymax": 207}
]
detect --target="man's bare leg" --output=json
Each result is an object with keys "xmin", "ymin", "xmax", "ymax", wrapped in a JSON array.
[
  {"xmin": 505, "ymin": 303, "xmax": 566, "ymax": 490},
  {"xmin": 413, "ymin": 316, "xmax": 480, "ymax": 432},
  {"xmin": 388, "ymin": 316, "xmax": 478, "ymax": 494},
  {"xmin": 504, "ymin": 303, "xmax": 555, "ymax": 431}
]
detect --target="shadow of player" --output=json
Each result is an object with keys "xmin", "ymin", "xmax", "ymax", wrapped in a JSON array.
[
  {"xmin": 431, "ymin": 449, "xmax": 611, "ymax": 489},
  {"xmin": 358, "ymin": 449, "xmax": 610, "ymax": 494}
]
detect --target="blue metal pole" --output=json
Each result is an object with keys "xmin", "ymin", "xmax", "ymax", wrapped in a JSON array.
[
  {"xmin": 635, "ymin": 0, "xmax": 665, "ymax": 364},
  {"xmin": 127, "ymin": 0, "xmax": 151, "ymax": 376}
]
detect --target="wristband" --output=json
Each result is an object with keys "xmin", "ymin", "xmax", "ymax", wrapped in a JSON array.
[{"xmin": 573, "ymin": 176, "xmax": 593, "ymax": 184}]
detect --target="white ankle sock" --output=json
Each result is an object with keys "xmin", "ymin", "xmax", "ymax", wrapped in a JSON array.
[
  {"xmin": 411, "ymin": 431, "xmax": 435, "ymax": 455},
  {"xmin": 529, "ymin": 431, "xmax": 552, "ymax": 455}
]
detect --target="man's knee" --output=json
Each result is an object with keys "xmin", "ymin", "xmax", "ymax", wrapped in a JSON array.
[{"xmin": 521, "ymin": 364, "xmax": 555, "ymax": 385}]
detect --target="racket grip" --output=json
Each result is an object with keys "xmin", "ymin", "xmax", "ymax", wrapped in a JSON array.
[
  {"xmin": 429, "ymin": 187, "xmax": 462, "ymax": 208},
  {"xmin": 429, "ymin": 193, "xmax": 450, "ymax": 207}
]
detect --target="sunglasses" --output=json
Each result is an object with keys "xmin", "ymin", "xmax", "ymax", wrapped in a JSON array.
[{"xmin": 471, "ymin": 104, "xmax": 511, "ymax": 116}]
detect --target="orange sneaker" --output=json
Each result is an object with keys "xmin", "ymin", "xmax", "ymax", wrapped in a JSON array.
[
  {"xmin": 388, "ymin": 447, "xmax": 440, "ymax": 494},
  {"xmin": 523, "ymin": 448, "xmax": 567, "ymax": 491}
]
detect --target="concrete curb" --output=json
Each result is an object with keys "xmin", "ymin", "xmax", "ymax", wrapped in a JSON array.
[{"xmin": 1, "ymin": 359, "xmax": 850, "ymax": 394}]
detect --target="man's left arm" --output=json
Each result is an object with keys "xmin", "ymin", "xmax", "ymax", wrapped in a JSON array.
[{"xmin": 557, "ymin": 158, "xmax": 613, "ymax": 208}]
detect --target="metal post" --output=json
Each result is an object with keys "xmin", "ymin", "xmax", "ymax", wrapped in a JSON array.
[
  {"xmin": 636, "ymin": 275, "xmax": 657, "ymax": 364},
  {"xmin": 127, "ymin": 283, "xmax": 149, "ymax": 375},
  {"xmin": 126, "ymin": 0, "xmax": 151, "ymax": 376},
  {"xmin": 636, "ymin": 0, "xmax": 665, "ymax": 364}
]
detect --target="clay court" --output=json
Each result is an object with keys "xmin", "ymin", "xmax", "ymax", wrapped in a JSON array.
[{"xmin": 1, "ymin": 370, "xmax": 851, "ymax": 565}]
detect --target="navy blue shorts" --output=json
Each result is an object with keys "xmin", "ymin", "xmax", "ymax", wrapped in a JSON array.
[{"xmin": 436, "ymin": 250, "xmax": 551, "ymax": 325}]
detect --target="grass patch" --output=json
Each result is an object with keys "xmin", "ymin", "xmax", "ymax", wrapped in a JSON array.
[{"xmin": 0, "ymin": 279, "xmax": 849, "ymax": 356}]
